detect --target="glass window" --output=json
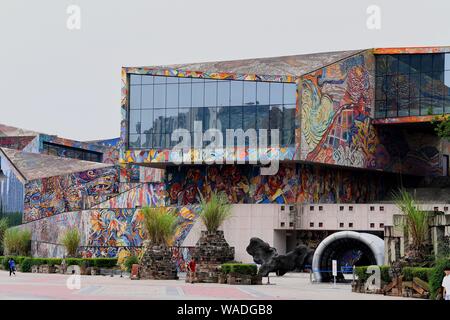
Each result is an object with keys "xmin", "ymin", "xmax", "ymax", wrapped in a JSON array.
[
  {"xmin": 218, "ymin": 80, "xmax": 230, "ymax": 106},
  {"xmin": 129, "ymin": 134, "xmax": 140, "ymax": 149},
  {"xmin": 257, "ymin": 82, "xmax": 270, "ymax": 105},
  {"xmin": 153, "ymin": 76, "xmax": 166, "ymax": 85},
  {"xmin": 375, "ymin": 55, "xmax": 387, "ymax": 75},
  {"xmin": 270, "ymin": 105, "xmax": 283, "ymax": 129},
  {"xmin": 179, "ymin": 82, "xmax": 191, "ymax": 108},
  {"xmin": 410, "ymin": 55, "xmax": 421, "ymax": 73},
  {"xmin": 141, "ymin": 85, "xmax": 153, "ymax": 108},
  {"xmin": 283, "ymin": 83, "xmax": 297, "ymax": 104},
  {"xmin": 178, "ymin": 108, "xmax": 191, "ymax": 130},
  {"xmin": 192, "ymin": 79, "xmax": 205, "ymax": 108},
  {"xmin": 386, "ymin": 55, "xmax": 398, "ymax": 74},
  {"xmin": 376, "ymin": 76, "xmax": 386, "ymax": 100},
  {"xmin": 141, "ymin": 133, "xmax": 152, "ymax": 149},
  {"xmin": 445, "ymin": 53, "xmax": 450, "ymax": 71},
  {"xmin": 243, "ymin": 81, "xmax": 256, "ymax": 105},
  {"xmin": 166, "ymin": 84, "xmax": 178, "ymax": 107},
  {"xmin": 205, "ymin": 81, "xmax": 217, "ymax": 106},
  {"xmin": 230, "ymin": 81, "xmax": 243, "ymax": 106},
  {"xmin": 154, "ymin": 85, "xmax": 166, "ymax": 108},
  {"xmin": 217, "ymin": 106, "xmax": 229, "ymax": 130},
  {"xmin": 445, "ymin": 71, "xmax": 450, "ymax": 96},
  {"xmin": 165, "ymin": 108, "xmax": 178, "ymax": 134},
  {"xmin": 270, "ymin": 83, "xmax": 283, "ymax": 104},
  {"xmin": 191, "ymin": 107, "xmax": 204, "ymax": 131},
  {"xmin": 433, "ymin": 54, "xmax": 445, "ymax": 71},
  {"xmin": 129, "ymin": 85, "xmax": 141, "ymax": 109},
  {"xmin": 129, "ymin": 110, "xmax": 141, "ymax": 134},
  {"xmin": 152, "ymin": 134, "xmax": 164, "ymax": 148},
  {"xmin": 421, "ymin": 55, "xmax": 433, "ymax": 73},
  {"xmin": 398, "ymin": 55, "xmax": 410, "ymax": 75},
  {"xmin": 229, "ymin": 106, "xmax": 243, "ymax": 129},
  {"xmin": 153, "ymin": 109, "xmax": 165, "ymax": 133},
  {"xmin": 283, "ymin": 104, "xmax": 296, "ymax": 129},
  {"xmin": 166, "ymin": 76, "xmax": 178, "ymax": 84},
  {"xmin": 203, "ymin": 107, "xmax": 216, "ymax": 130},
  {"xmin": 142, "ymin": 75, "xmax": 153, "ymax": 85},
  {"xmin": 141, "ymin": 109, "xmax": 153, "ymax": 134},
  {"xmin": 397, "ymin": 74, "xmax": 409, "ymax": 99},
  {"xmin": 410, "ymin": 73, "xmax": 421, "ymax": 97},
  {"xmin": 282, "ymin": 129, "xmax": 295, "ymax": 146},
  {"xmin": 257, "ymin": 105, "xmax": 270, "ymax": 129},
  {"xmin": 243, "ymin": 106, "xmax": 256, "ymax": 130},
  {"xmin": 129, "ymin": 74, "xmax": 141, "ymax": 85}
]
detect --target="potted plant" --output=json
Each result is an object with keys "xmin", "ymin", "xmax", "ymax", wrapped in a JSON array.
[
  {"xmin": 138, "ymin": 206, "xmax": 179, "ymax": 280},
  {"xmin": 193, "ymin": 191, "xmax": 235, "ymax": 283}
]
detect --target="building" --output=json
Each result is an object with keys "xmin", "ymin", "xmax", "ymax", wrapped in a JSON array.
[{"xmin": 3, "ymin": 47, "xmax": 450, "ymax": 277}]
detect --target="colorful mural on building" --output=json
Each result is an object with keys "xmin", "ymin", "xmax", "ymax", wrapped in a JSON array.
[
  {"xmin": 166, "ymin": 163, "xmax": 391, "ymax": 205},
  {"xmin": 299, "ymin": 51, "xmax": 384, "ymax": 169},
  {"xmin": 95, "ymin": 183, "xmax": 166, "ymax": 209},
  {"xmin": 19, "ymin": 206, "xmax": 199, "ymax": 259},
  {"xmin": 23, "ymin": 167, "xmax": 119, "ymax": 222}
]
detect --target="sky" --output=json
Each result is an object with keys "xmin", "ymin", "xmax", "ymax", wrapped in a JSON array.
[{"xmin": 1, "ymin": 0, "xmax": 450, "ymax": 141}]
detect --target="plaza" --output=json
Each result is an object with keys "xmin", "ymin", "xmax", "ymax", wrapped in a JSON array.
[{"xmin": 0, "ymin": 270, "xmax": 414, "ymax": 300}]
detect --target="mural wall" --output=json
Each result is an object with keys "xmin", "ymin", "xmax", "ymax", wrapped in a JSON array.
[
  {"xmin": 19, "ymin": 206, "xmax": 200, "ymax": 259},
  {"xmin": 166, "ymin": 163, "xmax": 391, "ymax": 205},
  {"xmin": 23, "ymin": 167, "xmax": 119, "ymax": 222},
  {"xmin": 95, "ymin": 183, "xmax": 166, "ymax": 209},
  {"xmin": 299, "ymin": 51, "xmax": 443, "ymax": 176},
  {"xmin": 299, "ymin": 51, "xmax": 385, "ymax": 169}
]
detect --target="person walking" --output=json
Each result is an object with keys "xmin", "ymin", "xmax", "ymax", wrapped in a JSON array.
[
  {"xmin": 187, "ymin": 257, "xmax": 197, "ymax": 283},
  {"xmin": 442, "ymin": 267, "xmax": 450, "ymax": 300},
  {"xmin": 8, "ymin": 258, "xmax": 16, "ymax": 276}
]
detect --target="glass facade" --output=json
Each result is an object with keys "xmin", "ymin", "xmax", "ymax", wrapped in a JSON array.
[
  {"xmin": 127, "ymin": 75, "xmax": 297, "ymax": 149},
  {"xmin": 42, "ymin": 142, "xmax": 103, "ymax": 162},
  {"xmin": 375, "ymin": 53, "xmax": 450, "ymax": 118}
]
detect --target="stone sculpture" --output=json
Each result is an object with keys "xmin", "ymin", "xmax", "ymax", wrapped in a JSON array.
[{"xmin": 246, "ymin": 237, "xmax": 313, "ymax": 277}]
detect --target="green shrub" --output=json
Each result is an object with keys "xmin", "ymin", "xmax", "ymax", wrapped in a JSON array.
[
  {"xmin": 93, "ymin": 258, "xmax": 118, "ymax": 268},
  {"xmin": 124, "ymin": 255, "xmax": 139, "ymax": 272},
  {"xmin": 20, "ymin": 257, "xmax": 33, "ymax": 272},
  {"xmin": 3, "ymin": 228, "xmax": 31, "ymax": 256},
  {"xmin": 46, "ymin": 258, "xmax": 62, "ymax": 267},
  {"xmin": 221, "ymin": 263, "xmax": 257, "ymax": 276},
  {"xmin": 402, "ymin": 267, "xmax": 433, "ymax": 282},
  {"xmin": 429, "ymin": 258, "xmax": 450, "ymax": 300},
  {"xmin": 60, "ymin": 228, "xmax": 80, "ymax": 257},
  {"xmin": 0, "ymin": 218, "xmax": 8, "ymax": 255},
  {"xmin": 355, "ymin": 265, "xmax": 391, "ymax": 283}
]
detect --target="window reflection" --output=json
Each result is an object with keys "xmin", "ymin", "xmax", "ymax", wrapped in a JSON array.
[
  {"xmin": 375, "ymin": 53, "xmax": 450, "ymax": 118},
  {"xmin": 128, "ymin": 74, "xmax": 297, "ymax": 149}
]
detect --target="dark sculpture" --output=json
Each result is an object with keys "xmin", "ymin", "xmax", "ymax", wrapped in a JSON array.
[{"xmin": 246, "ymin": 237, "xmax": 314, "ymax": 277}]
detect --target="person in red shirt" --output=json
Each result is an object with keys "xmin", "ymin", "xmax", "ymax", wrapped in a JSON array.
[{"xmin": 187, "ymin": 257, "xmax": 197, "ymax": 283}]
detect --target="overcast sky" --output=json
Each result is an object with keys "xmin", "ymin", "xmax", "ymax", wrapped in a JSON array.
[{"xmin": 1, "ymin": 0, "xmax": 450, "ymax": 141}]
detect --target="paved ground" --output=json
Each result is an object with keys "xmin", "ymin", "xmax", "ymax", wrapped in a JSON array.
[{"xmin": 0, "ymin": 270, "xmax": 415, "ymax": 300}]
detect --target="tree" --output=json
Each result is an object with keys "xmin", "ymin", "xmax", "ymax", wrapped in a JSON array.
[
  {"xmin": 393, "ymin": 189, "xmax": 429, "ymax": 260},
  {"xmin": 3, "ymin": 228, "xmax": 31, "ymax": 256},
  {"xmin": 199, "ymin": 191, "xmax": 232, "ymax": 233},
  {"xmin": 60, "ymin": 228, "xmax": 81, "ymax": 257}
]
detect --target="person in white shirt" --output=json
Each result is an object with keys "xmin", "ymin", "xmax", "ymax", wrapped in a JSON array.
[{"xmin": 442, "ymin": 267, "xmax": 450, "ymax": 300}]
